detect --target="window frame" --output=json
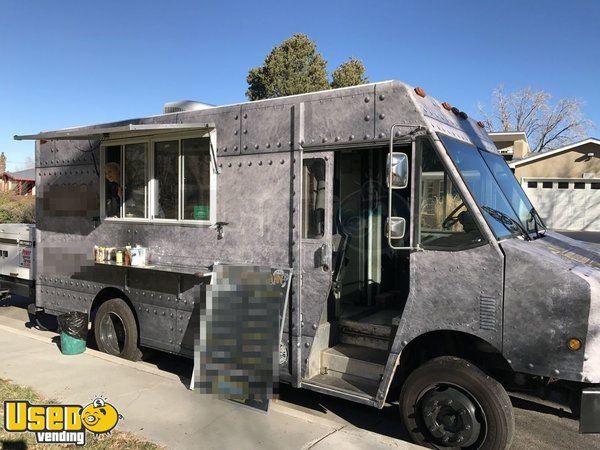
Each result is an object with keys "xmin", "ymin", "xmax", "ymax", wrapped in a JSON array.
[{"xmin": 100, "ymin": 129, "xmax": 217, "ymax": 226}]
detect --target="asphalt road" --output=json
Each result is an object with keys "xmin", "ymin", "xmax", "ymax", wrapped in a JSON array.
[
  {"xmin": 556, "ymin": 230, "xmax": 600, "ymax": 246},
  {"xmin": 2, "ymin": 296, "xmax": 599, "ymax": 449}
]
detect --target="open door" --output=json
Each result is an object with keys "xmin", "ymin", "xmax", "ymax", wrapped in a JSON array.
[{"xmin": 299, "ymin": 152, "xmax": 333, "ymax": 381}]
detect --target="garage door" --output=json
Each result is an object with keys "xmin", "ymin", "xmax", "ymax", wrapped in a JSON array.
[{"xmin": 522, "ymin": 178, "xmax": 600, "ymax": 231}]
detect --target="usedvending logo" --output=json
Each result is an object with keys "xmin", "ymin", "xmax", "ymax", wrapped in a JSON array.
[{"xmin": 4, "ymin": 397, "xmax": 122, "ymax": 445}]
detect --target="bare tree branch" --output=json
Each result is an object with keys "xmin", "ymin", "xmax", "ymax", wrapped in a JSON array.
[{"xmin": 478, "ymin": 86, "xmax": 594, "ymax": 152}]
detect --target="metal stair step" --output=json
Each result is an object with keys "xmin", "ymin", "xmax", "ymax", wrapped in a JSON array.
[{"xmin": 321, "ymin": 344, "xmax": 387, "ymax": 382}]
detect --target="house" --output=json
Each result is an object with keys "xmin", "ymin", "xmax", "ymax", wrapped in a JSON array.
[
  {"xmin": 490, "ymin": 133, "xmax": 600, "ymax": 231},
  {"xmin": 1, "ymin": 168, "xmax": 35, "ymax": 195},
  {"xmin": 488, "ymin": 131, "xmax": 531, "ymax": 162}
]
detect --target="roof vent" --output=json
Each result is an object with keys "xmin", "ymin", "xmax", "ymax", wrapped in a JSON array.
[{"xmin": 163, "ymin": 100, "xmax": 215, "ymax": 114}]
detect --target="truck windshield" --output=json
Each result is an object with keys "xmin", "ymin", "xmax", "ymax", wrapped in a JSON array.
[{"xmin": 441, "ymin": 135, "xmax": 543, "ymax": 240}]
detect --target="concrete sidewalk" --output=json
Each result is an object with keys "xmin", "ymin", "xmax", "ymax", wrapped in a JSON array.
[{"xmin": 0, "ymin": 314, "xmax": 417, "ymax": 450}]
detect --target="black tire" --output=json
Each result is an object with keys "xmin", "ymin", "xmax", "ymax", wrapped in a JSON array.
[
  {"xmin": 400, "ymin": 356, "xmax": 514, "ymax": 449},
  {"xmin": 93, "ymin": 298, "xmax": 141, "ymax": 361}
]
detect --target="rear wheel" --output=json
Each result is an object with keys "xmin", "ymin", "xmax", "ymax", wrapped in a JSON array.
[
  {"xmin": 94, "ymin": 298, "xmax": 141, "ymax": 361},
  {"xmin": 400, "ymin": 356, "xmax": 514, "ymax": 449}
]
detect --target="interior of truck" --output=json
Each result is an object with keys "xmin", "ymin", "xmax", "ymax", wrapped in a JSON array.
[
  {"xmin": 331, "ymin": 145, "xmax": 411, "ymax": 349},
  {"xmin": 306, "ymin": 139, "xmax": 483, "ymax": 398},
  {"xmin": 303, "ymin": 144, "xmax": 412, "ymax": 398}
]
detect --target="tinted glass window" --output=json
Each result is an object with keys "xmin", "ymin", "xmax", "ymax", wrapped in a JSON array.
[
  {"xmin": 441, "ymin": 136, "xmax": 525, "ymax": 240},
  {"xmin": 182, "ymin": 137, "xmax": 211, "ymax": 221},
  {"xmin": 154, "ymin": 140, "xmax": 179, "ymax": 219},
  {"xmin": 303, "ymin": 159, "xmax": 326, "ymax": 239},
  {"xmin": 104, "ymin": 145, "xmax": 122, "ymax": 218},
  {"xmin": 419, "ymin": 140, "xmax": 484, "ymax": 249},
  {"xmin": 123, "ymin": 143, "xmax": 147, "ymax": 218}
]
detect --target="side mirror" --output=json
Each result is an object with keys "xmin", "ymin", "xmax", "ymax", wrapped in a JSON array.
[
  {"xmin": 387, "ymin": 152, "xmax": 409, "ymax": 189},
  {"xmin": 386, "ymin": 217, "xmax": 406, "ymax": 240}
]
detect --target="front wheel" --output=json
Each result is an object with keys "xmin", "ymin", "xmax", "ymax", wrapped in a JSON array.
[
  {"xmin": 93, "ymin": 298, "xmax": 141, "ymax": 361},
  {"xmin": 399, "ymin": 356, "xmax": 514, "ymax": 449}
]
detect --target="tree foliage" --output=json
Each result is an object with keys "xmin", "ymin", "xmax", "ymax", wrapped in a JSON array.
[
  {"xmin": 479, "ymin": 86, "xmax": 594, "ymax": 152},
  {"xmin": 246, "ymin": 34, "xmax": 329, "ymax": 100},
  {"xmin": 331, "ymin": 58, "xmax": 368, "ymax": 89},
  {"xmin": 246, "ymin": 34, "xmax": 368, "ymax": 100}
]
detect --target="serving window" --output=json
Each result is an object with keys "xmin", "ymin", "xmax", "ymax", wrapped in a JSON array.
[{"xmin": 101, "ymin": 132, "xmax": 216, "ymax": 224}]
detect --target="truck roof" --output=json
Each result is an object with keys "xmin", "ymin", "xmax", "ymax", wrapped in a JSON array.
[{"xmin": 15, "ymin": 80, "xmax": 497, "ymax": 154}]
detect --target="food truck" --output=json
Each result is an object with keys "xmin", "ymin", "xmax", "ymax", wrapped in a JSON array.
[{"xmin": 15, "ymin": 80, "xmax": 600, "ymax": 448}]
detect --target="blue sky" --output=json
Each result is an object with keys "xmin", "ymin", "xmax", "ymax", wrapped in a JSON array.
[{"xmin": 1, "ymin": 0, "xmax": 598, "ymax": 171}]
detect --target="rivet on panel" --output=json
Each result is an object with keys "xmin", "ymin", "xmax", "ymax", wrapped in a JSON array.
[
  {"xmin": 364, "ymin": 115, "xmax": 371, "ymax": 121},
  {"xmin": 335, "ymin": 136, "xmax": 340, "ymax": 142},
  {"xmin": 277, "ymin": 142, "xmax": 281, "ymax": 147},
  {"xmin": 258, "ymin": 161, "xmax": 263, "ymax": 166},
  {"xmin": 243, "ymin": 113, "xmax": 247, "ymax": 119},
  {"xmin": 248, "ymin": 161, "xmax": 252, "ymax": 166},
  {"xmin": 280, "ymin": 159, "xmax": 285, "ymax": 164},
  {"xmin": 243, "ymin": 129, "xmax": 248, "ymax": 134},
  {"xmin": 268, "ymin": 160, "xmax": 273, "ymax": 165},
  {"xmin": 228, "ymin": 162, "xmax": 232, "ymax": 168},
  {"xmin": 379, "ymin": 113, "xmax": 386, "ymax": 119},
  {"xmin": 379, "ymin": 133, "xmax": 385, "ymax": 139},
  {"xmin": 255, "ymin": 144, "xmax": 259, "ymax": 149},
  {"xmin": 379, "ymin": 94, "xmax": 385, "ymax": 101},
  {"xmin": 243, "ymin": 145, "xmax": 248, "ymax": 150},
  {"xmin": 266, "ymin": 143, "xmax": 271, "ymax": 148},
  {"xmin": 364, "ymin": 97, "xmax": 370, "ymax": 103},
  {"xmin": 234, "ymin": 146, "xmax": 238, "ymax": 151},
  {"xmin": 238, "ymin": 162, "xmax": 242, "ymax": 167},
  {"xmin": 364, "ymin": 134, "xmax": 371, "ymax": 139}
]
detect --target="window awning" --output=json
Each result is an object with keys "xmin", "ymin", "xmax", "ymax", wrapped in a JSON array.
[{"xmin": 14, "ymin": 123, "xmax": 215, "ymax": 141}]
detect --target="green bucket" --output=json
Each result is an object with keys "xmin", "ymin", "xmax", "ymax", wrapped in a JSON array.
[
  {"xmin": 193, "ymin": 205, "xmax": 210, "ymax": 220},
  {"xmin": 60, "ymin": 332, "xmax": 87, "ymax": 355}
]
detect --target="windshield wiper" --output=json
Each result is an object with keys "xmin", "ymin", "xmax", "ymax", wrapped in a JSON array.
[
  {"xmin": 529, "ymin": 207, "xmax": 546, "ymax": 238},
  {"xmin": 482, "ymin": 205, "xmax": 531, "ymax": 241}
]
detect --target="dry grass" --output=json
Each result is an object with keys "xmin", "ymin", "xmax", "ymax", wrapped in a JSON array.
[
  {"xmin": 0, "ymin": 193, "xmax": 35, "ymax": 224},
  {"xmin": 0, "ymin": 378, "xmax": 162, "ymax": 450}
]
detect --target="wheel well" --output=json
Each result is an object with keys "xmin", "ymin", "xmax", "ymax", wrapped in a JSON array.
[
  {"xmin": 394, "ymin": 330, "xmax": 513, "ymax": 387},
  {"xmin": 90, "ymin": 287, "xmax": 139, "ymax": 337}
]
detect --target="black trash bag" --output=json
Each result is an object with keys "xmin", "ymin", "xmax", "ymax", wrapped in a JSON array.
[{"xmin": 57, "ymin": 311, "xmax": 88, "ymax": 340}]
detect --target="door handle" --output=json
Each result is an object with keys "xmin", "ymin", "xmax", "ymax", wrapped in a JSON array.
[{"xmin": 319, "ymin": 243, "xmax": 330, "ymax": 271}]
